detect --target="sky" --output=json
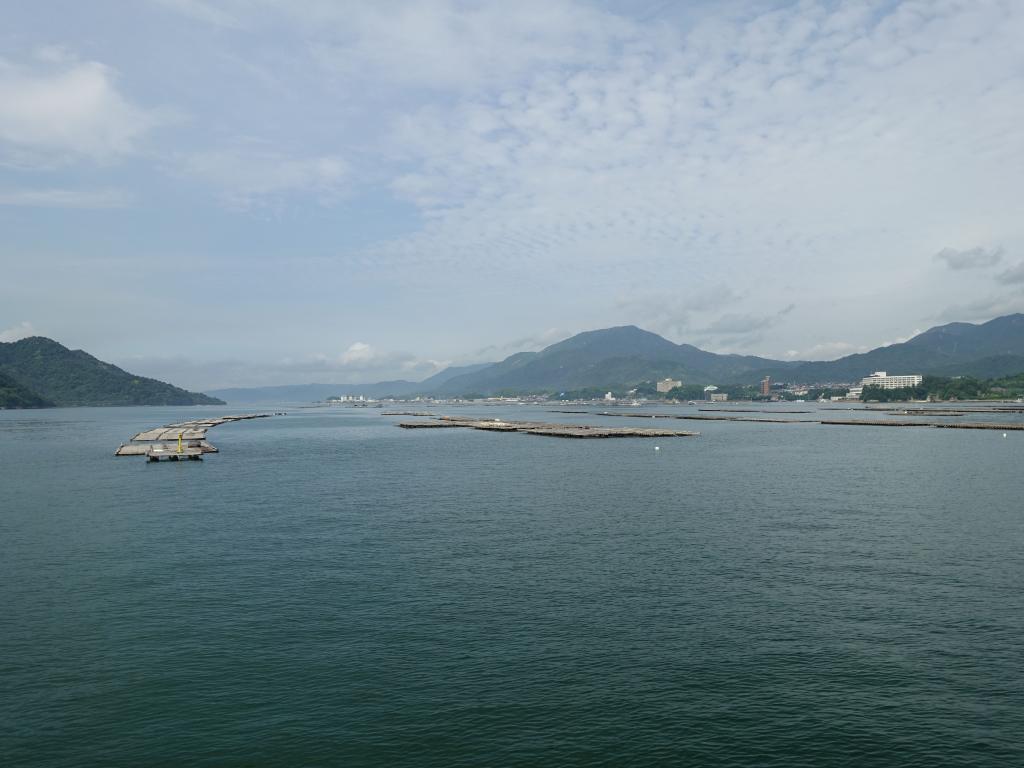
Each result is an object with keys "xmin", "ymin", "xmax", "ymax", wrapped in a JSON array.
[{"xmin": 1, "ymin": 0, "xmax": 1023, "ymax": 390}]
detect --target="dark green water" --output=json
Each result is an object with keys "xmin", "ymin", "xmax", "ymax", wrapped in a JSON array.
[{"xmin": 2, "ymin": 405, "xmax": 1023, "ymax": 766}]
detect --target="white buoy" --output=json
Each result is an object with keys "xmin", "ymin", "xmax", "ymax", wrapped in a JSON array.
[
  {"xmin": 654, "ymin": 446, "xmax": 660, "ymax": 451},
  {"xmin": 1003, "ymin": 433, "xmax": 1008, "ymax": 438}
]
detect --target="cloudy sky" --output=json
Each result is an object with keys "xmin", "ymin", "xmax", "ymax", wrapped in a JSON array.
[{"xmin": 2, "ymin": 0, "xmax": 1022, "ymax": 389}]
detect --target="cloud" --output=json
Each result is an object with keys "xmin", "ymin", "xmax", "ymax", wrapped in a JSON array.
[
  {"xmin": 179, "ymin": 147, "xmax": 348, "ymax": 208},
  {"xmin": 701, "ymin": 304, "xmax": 796, "ymax": 336},
  {"xmin": 783, "ymin": 341, "xmax": 867, "ymax": 361},
  {"xmin": 785, "ymin": 341, "xmax": 864, "ymax": 360},
  {"xmin": 304, "ymin": 0, "xmax": 632, "ymax": 93},
  {"xmin": 615, "ymin": 285, "xmax": 742, "ymax": 341},
  {"xmin": 997, "ymin": 262, "xmax": 1024, "ymax": 284},
  {"xmin": 0, "ymin": 188, "xmax": 131, "ymax": 208},
  {"xmin": 938, "ymin": 294, "xmax": 1024, "ymax": 323},
  {"xmin": 152, "ymin": 0, "xmax": 243, "ymax": 28},
  {"xmin": 0, "ymin": 321, "xmax": 37, "ymax": 342},
  {"xmin": 0, "ymin": 55, "xmax": 161, "ymax": 166},
  {"xmin": 6, "ymin": 0, "xmax": 1024, "ymax": 372},
  {"xmin": 121, "ymin": 345, "xmax": 449, "ymax": 390},
  {"xmin": 934, "ymin": 246, "xmax": 1004, "ymax": 270},
  {"xmin": 338, "ymin": 341, "xmax": 375, "ymax": 366},
  {"xmin": 347, "ymin": 0, "xmax": 1024, "ymax": 291},
  {"xmin": 472, "ymin": 327, "xmax": 568, "ymax": 359},
  {"xmin": 878, "ymin": 329, "xmax": 925, "ymax": 347}
]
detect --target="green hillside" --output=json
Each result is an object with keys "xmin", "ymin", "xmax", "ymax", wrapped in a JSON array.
[
  {"xmin": 0, "ymin": 370, "xmax": 54, "ymax": 409},
  {"xmin": 0, "ymin": 337, "xmax": 225, "ymax": 407},
  {"xmin": 430, "ymin": 315, "xmax": 1024, "ymax": 396}
]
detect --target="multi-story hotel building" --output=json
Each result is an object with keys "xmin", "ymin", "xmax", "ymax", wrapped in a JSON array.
[{"xmin": 860, "ymin": 371, "xmax": 923, "ymax": 389}]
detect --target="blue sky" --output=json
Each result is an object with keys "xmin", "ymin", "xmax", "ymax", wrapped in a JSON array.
[{"xmin": 2, "ymin": 0, "xmax": 1023, "ymax": 389}]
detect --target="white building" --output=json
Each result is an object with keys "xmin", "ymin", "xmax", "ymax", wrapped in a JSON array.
[
  {"xmin": 860, "ymin": 371, "xmax": 923, "ymax": 389},
  {"xmin": 656, "ymin": 378, "xmax": 682, "ymax": 393}
]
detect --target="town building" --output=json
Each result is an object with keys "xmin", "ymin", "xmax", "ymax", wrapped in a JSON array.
[
  {"xmin": 860, "ymin": 371, "xmax": 923, "ymax": 389},
  {"xmin": 710, "ymin": 392, "xmax": 729, "ymax": 402},
  {"xmin": 760, "ymin": 376, "xmax": 771, "ymax": 396},
  {"xmin": 656, "ymin": 378, "xmax": 682, "ymax": 393}
]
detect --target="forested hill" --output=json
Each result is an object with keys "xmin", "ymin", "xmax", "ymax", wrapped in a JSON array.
[
  {"xmin": 0, "ymin": 370, "xmax": 54, "ymax": 409},
  {"xmin": 430, "ymin": 315, "xmax": 1024, "ymax": 395},
  {"xmin": 0, "ymin": 337, "xmax": 225, "ymax": 407}
]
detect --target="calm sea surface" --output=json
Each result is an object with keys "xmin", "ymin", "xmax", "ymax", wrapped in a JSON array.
[{"xmin": 2, "ymin": 404, "xmax": 1023, "ymax": 766}]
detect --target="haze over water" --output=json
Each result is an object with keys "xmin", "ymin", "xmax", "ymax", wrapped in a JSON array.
[{"xmin": 3, "ymin": 404, "xmax": 1023, "ymax": 766}]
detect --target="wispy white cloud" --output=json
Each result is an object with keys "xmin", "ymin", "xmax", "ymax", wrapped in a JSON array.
[
  {"xmin": 151, "ymin": 0, "xmax": 243, "ymax": 28},
  {"xmin": 0, "ymin": 55, "xmax": 162, "ymax": 166},
  {"xmin": 0, "ymin": 187, "xmax": 131, "ymax": 208},
  {"xmin": 178, "ymin": 147, "xmax": 348, "ymax": 208},
  {"xmin": 356, "ymin": 0, "xmax": 1024, "ymax": 293},
  {"xmin": 784, "ymin": 341, "xmax": 867, "ymax": 361},
  {"xmin": 471, "ymin": 327, "xmax": 568, "ymax": 360},
  {"xmin": 0, "ymin": 321, "xmax": 37, "ymax": 342},
  {"xmin": 303, "ymin": 0, "xmax": 633, "ymax": 93},
  {"xmin": 121, "ymin": 344, "xmax": 449, "ymax": 390}
]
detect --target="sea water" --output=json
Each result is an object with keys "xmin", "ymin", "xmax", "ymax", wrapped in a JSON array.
[{"xmin": 2, "ymin": 405, "xmax": 1022, "ymax": 766}]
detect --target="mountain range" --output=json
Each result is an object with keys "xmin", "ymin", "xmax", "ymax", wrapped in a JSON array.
[
  {"xmin": 0, "ymin": 337, "xmax": 224, "ymax": 408},
  {"xmin": 5, "ymin": 314, "xmax": 1024, "ymax": 408},
  {"xmin": 209, "ymin": 313, "xmax": 1024, "ymax": 401}
]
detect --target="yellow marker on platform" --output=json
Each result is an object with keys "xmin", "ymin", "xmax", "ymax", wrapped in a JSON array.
[{"xmin": 178, "ymin": 432, "xmax": 183, "ymax": 454}]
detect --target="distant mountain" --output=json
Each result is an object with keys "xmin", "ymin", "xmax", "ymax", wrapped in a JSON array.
[
  {"xmin": 432, "ymin": 325, "xmax": 792, "ymax": 394},
  {"xmin": 431, "ymin": 315, "xmax": 1024, "ymax": 394},
  {"xmin": 205, "ymin": 313, "xmax": 1024, "ymax": 402},
  {"xmin": 417, "ymin": 362, "xmax": 494, "ymax": 389},
  {"xmin": 0, "ymin": 370, "xmax": 54, "ymax": 409},
  {"xmin": 762, "ymin": 314, "xmax": 1024, "ymax": 383},
  {"xmin": 207, "ymin": 362, "xmax": 496, "ymax": 403},
  {"xmin": 207, "ymin": 380, "xmax": 419, "ymax": 403},
  {"xmin": 0, "ymin": 337, "xmax": 225, "ymax": 407}
]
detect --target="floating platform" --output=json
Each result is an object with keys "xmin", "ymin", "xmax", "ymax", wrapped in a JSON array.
[
  {"xmin": 593, "ymin": 411, "xmax": 814, "ymax": 424},
  {"xmin": 553, "ymin": 410, "xmax": 1023, "ymax": 432},
  {"xmin": 146, "ymin": 446, "xmax": 204, "ymax": 461},
  {"xmin": 115, "ymin": 440, "xmax": 218, "ymax": 456},
  {"xmin": 398, "ymin": 416, "xmax": 698, "ymax": 439},
  {"xmin": 822, "ymin": 419, "xmax": 1024, "ymax": 430},
  {"xmin": 115, "ymin": 413, "xmax": 281, "ymax": 459}
]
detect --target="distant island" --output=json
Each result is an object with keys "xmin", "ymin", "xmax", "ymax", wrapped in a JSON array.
[{"xmin": 0, "ymin": 337, "xmax": 224, "ymax": 409}]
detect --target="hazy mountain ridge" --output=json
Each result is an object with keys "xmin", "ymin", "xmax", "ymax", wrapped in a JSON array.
[
  {"xmin": 200, "ymin": 313, "xmax": 1024, "ymax": 402},
  {"xmin": 433, "ymin": 314, "xmax": 1024, "ymax": 395},
  {"xmin": 0, "ymin": 337, "xmax": 225, "ymax": 407},
  {"xmin": 205, "ymin": 361, "xmax": 497, "ymax": 403}
]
